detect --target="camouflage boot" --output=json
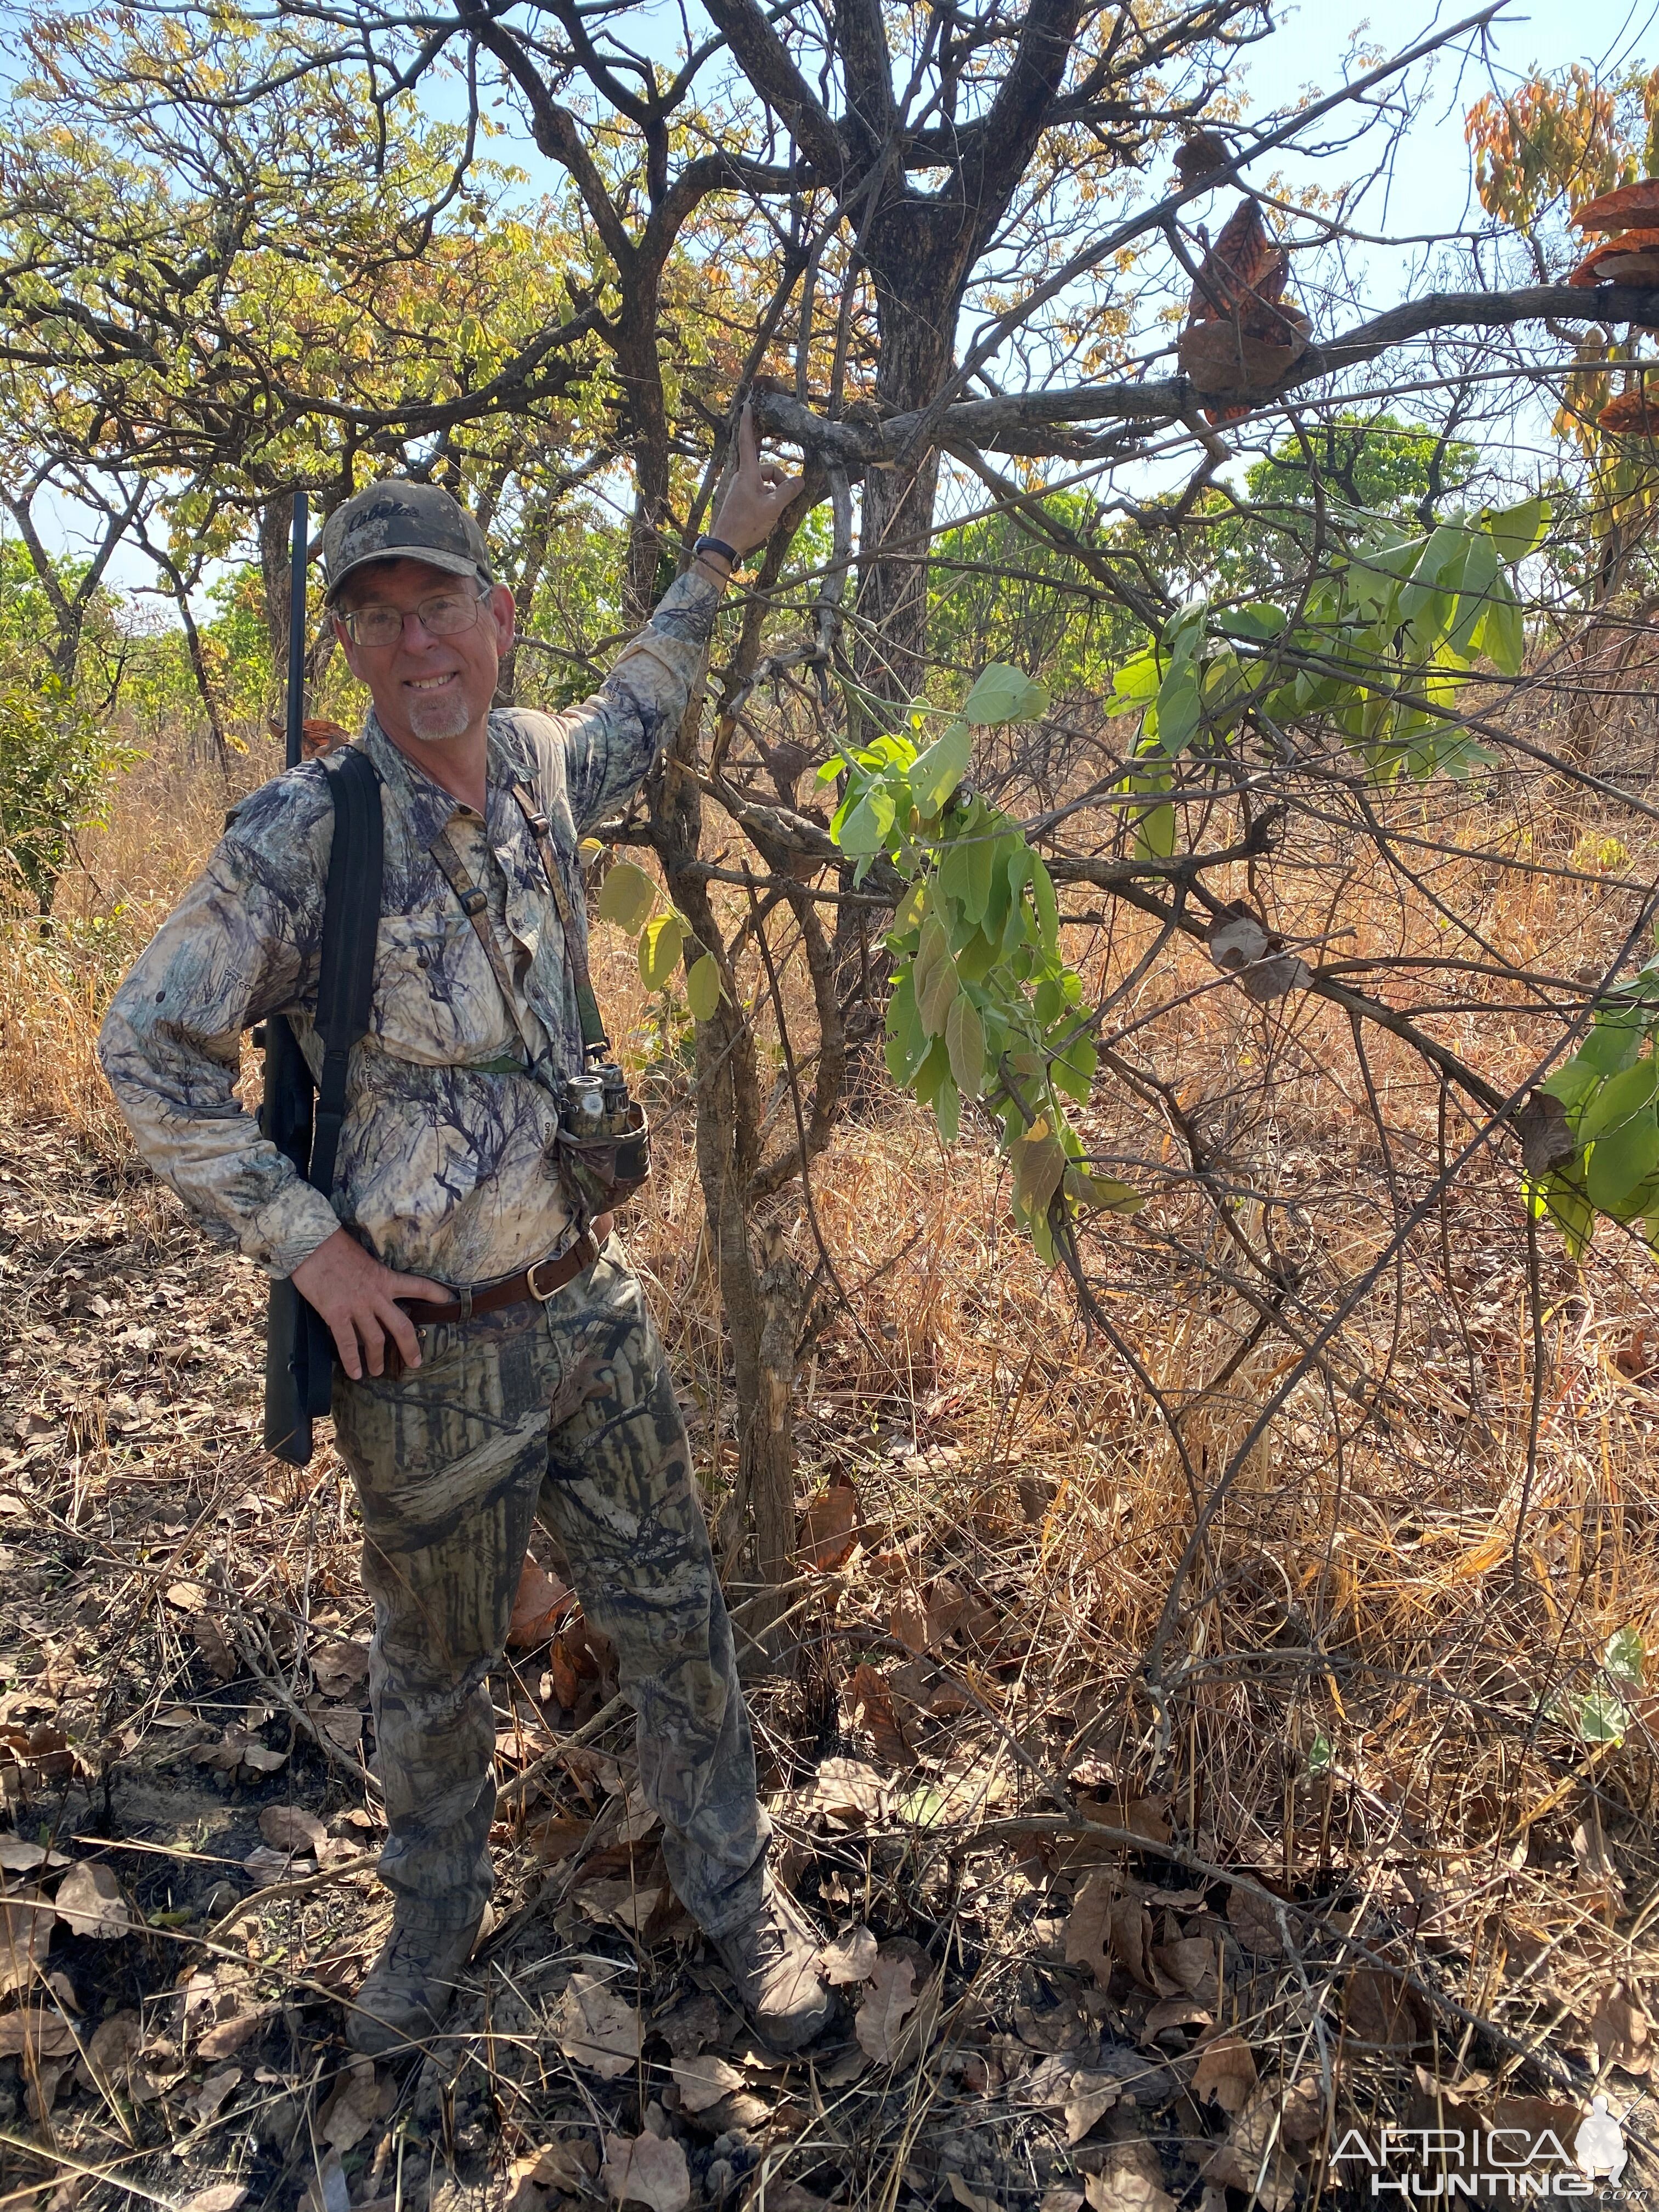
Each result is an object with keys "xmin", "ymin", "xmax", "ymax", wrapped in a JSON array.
[
  {"xmin": 345, "ymin": 1905, "xmax": 490, "ymax": 2057},
  {"xmin": 712, "ymin": 1877, "xmax": 833, "ymax": 2054}
]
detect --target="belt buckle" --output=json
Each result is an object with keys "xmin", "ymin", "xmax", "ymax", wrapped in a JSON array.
[{"xmin": 526, "ymin": 1251, "xmax": 563, "ymax": 1302}]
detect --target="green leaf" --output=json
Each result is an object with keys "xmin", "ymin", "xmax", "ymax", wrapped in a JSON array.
[
  {"xmin": 1476, "ymin": 578, "xmax": 1525, "ymax": 676},
  {"xmin": 910, "ymin": 717, "xmax": 974, "ymax": 812},
  {"xmin": 1533, "ymin": 1171, "xmax": 1596, "ymax": 1259},
  {"xmin": 1578, "ymin": 1056, "xmax": 1657, "ymax": 1142},
  {"xmin": 1031, "ymin": 857, "xmax": 1059, "ymax": 951},
  {"xmin": 835, "ymin": 786, "xmax": 896, "ymax": 857},
  {"xmin": 963, "ymin": 662, "xmax": 1048, "ymax": 726},
  {"xmin": 1012, "ymin": 1125, "xmax": 1066, "ymax": 1216},
  {"xmin": 596, "ymin": 859, "xmax": 658, "ymax": 933},
  {"xmin": 1587, "ymin": 1112, "xmax": 1659, "ymax": 1212},
  {"xmin": 1063, "ymin": 1167, "xmax": 1144, "ymax": 1215},
  {"xmin": 1154, "ymin": 667, "xmax": 1202, "ymax": 754},
  {"xmin": 1215, "ymin": 601, "xmax": 1289, "ymax": 641},
  {"xmin": 893, "ymin": 1782, "xmax": 950, "ymax": 1828},
  {"xmin": 1605, "ymin": 1627, "xmax": 1646, "ymax": 1690},
  {"xmin": 1484, "ymin": 494, "xmax": 1548, "ymax": 564},
  {"xmin": 885, "ymin": 974, "xmax": 930, "ymax": 1087},
  {"xmin": 1135, "ymin": 802, "xmax": 1176, "ymax": 860},
  {"xmin": 918, "ymin": 940, "xmax": 960, "ymax": 1036},
  {"xmin": 1052, "ymin": 1030, "xmax": 1098, "ymax": 1105},
  {"xmin": 1444, "ymin": 535, "xmax": 1500, "ymax": 664},
  {"xmin": 639, "ymin": 911, "xmax": 686, "ymax": 990},
  {"xmin": 686, "ymin": 952, "xmax": 723, "ymax": 1021},
  {"xmin": 1575, "ymin": 1682, "xmax": 1629, "ymax": 1745},
  {"xmin": 945, "ymin": 993, "xmax": 986, "ymax": 1099},
  {"xmin": 1579, "ymin": 1011, "xmax": 1645, "ymax": 1077},
  {"xmin": 940, "ymin": 828, "xmax": 996, "ymax": 925}
]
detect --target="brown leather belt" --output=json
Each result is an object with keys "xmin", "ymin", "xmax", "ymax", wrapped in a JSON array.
[{"xmin": 397, "ymin": 1231, "xmax": 599, "ymax": 1328}]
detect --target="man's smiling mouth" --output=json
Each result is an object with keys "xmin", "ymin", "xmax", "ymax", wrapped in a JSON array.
[{"xmin": 408, "ymin": 672, "xmax": 460, "ymax": 692}]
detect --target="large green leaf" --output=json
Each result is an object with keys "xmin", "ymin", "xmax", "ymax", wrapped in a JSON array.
[
  {"xmin": 639, "ymin": 911, "xmax": 687, "ymax": 990},
  {"xmin": 596, "ymin": 859, "xmax": 658, "ymax": 933},
  {"xmin": 1444, "ymin": 534, "xmax": 1500, "ymax": 665},
  {"xmin": 946, "ymin": 993, "xmax": 986, "ymax": 1099},
  {"xmin": 910, "ymin": 716, "xmax": 973, "ymax": 812},
  {"xmin": 685, "ymin": 952, "xmax": 723, "ymax": 1022},
  {"xmin": 963, "ymin": 662, "xmax": 1049, "ymax": 726},
  {"xmin": 835, "ymin": 786, "xmax": 896, "ymax": 857},
  {"xmin": 1483, "ymin": 494, "xmax": 1549, "ymax": 564},
  {"xmin": 1587, "ymin": 1112, "xmax": 1659, "ymax": 1211},
  {"xmin": 1579, "ymin": 1056, "xmax": 1658, "ymax": 1143}
]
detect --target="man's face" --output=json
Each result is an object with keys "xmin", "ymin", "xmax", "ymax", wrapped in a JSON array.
[{"xmin": 334, "ymin": 557, "xmax": 515, "ymax": 748}]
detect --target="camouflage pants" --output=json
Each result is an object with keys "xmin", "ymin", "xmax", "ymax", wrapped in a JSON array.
[{"xmin": 331, "ymin": 1236, "xmax": 770, "ymax": 1938}]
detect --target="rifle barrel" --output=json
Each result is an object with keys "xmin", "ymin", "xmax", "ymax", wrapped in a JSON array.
[{"xmin": 285, "ymin": 488, "xmax": 308, "ymax": 770}]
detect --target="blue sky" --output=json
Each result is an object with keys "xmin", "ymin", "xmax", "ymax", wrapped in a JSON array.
[{"xmin": 25, "ymin": 0, "xmax": 1659, "ymax": 592}]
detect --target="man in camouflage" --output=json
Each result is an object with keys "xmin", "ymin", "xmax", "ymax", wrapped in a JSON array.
[{"xmin": 98, "ymin": 412, "xmax": 833, "ymax": 2057}]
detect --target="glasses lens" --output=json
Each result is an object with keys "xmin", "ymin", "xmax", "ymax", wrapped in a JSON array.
[
  {"xmin": 421, "ymin": 592, "xmax": 481, "ymax": 637},
  {"xmin": 347, "ymin": 591, "xmax": 481, "ymax": 646}
]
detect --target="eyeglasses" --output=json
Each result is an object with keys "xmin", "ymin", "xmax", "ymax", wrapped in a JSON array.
[{"xmin": 336, "ymin": 587, "xmax": 488, "ymax": 649}]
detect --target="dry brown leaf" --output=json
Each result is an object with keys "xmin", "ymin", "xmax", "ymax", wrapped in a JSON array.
[
  {"xmin": 1083, "ymin": 2140, "xmax": 1175, "ymax": 2212},
  {"xmin": 1226, "ymin": 1882, "xmax": 1285, "ymax": 1960},
  {"xmin": 1143, "ymin": 1996, "xmax": 1212, "ymax": 2034},
  {"xmin": 1588, "ymin": 1980, "xmax": 1652, "ymax": 2074},
  {"xmin": 889, "ymin": 1586, "xmax": 929, "ymax": 1656},
  {"xmin": 1344, "ymin": 1966, "xmax": 1431, "ymax": 2051},
  {"xmin": 820, "ymin": 1923, "xmax": 879, "ymax": 1986},
  {"xmin": 259, "ymin": 1805, "xmax": 328, "ymax": 1858},
  {"xmin": 244, "ymin": 1842, "xmax": 309, "ymax": 1887},
  {"xmin": 601, "ymin": 2130, "xmax": 690, "ymax": 2212},
  {"xmin": 78, "ymin": 2009, "xmax": 154, "ymax": 2102},
  {"xmin": 1206, "ymin": 2086, "xmax": 1299, "ymax": 2211},
  {"xmin": 0, "ymin": 1838, "xmax": 68, "ymax": 1874},
  {"xmin": 507, "ymin": 1556, "xmax": 573, "ymax": 1650},
  {"xmin": 0, "ymin": 2008, "xmax": 77, "ymax": 2057},
  {"xmin": 798, "ymin": 1475, "xmax": 859, "ymax": 1571},
  {"xmin": 1063, "ymin": 2071, "xmax": 1120, "ymax": 2144},
  {"xmin": 855, "ymin": 1948, "xmax": 919, "ymax": 2063},
  {"xmin": 811, "ymin": 1756, "xmax": 885, "ymax": 1823},
  {"xmin": 1041, "ymin": 2193, "xmax": 1085, "ymax": 2212},
  {"xmin": 311, "ymin": 1638, "xmax": 370, "ymax": 1698},
  {"xmin": 670, "ymin": 2051, "xmax": 744, "ymax": 2114},
  {"xmin": 945, "ymin": 2175, "xmax": 999, "ymax": 2212},
  {"xmin": 1281, "ymin": 2075, "xmax": 1325, "ymax": 2148},
  {"xmin": 0, "ymin": 1886, "xmax": 53, "ymax": 1995},
  {"xmin": 319, "ymin": 2056, "xmax": 393, "ymax": 2151},
  {"xmin": 198, "ymin": 2006, "xmax": 274, "ymax": 2062},
  {"xmin": 181, "ymin": 2188, "xmax": 249, "ymax": 2212},
  {"xmin": 524, "ymin": 2140, "xmax": 600, "ymax": 2190},
  {"xmin": 187, "ymin": 2065, "xmax": 242, "ymax": 2124},
  {"xmin": 53, "ymin": 1861, "xmax": 132, "ymax": 1939},
  {"xmin": 555, "ymin": 1970, "xmax": 643, "ymax": 2080},
  {"xmin": 652, "ymin": 1992, "xmax": 722, "ymax": 2057},
  {"xmin": 1152, "ymin": 1936, "xmax": 1217, "ymax": 2001},
  {"xmin": 1191, "ymin": 2028, "xmax": 1257, "ymax": 2115},
  {"xmin": 523, "ymin": 1813, "xmax": 592, "ymax": 1863},
  {"xmin": 166, "ymin": 1582, "xmax": 207, "ymax": 1611},
  {"xmin": 848, "ymin": 1662, "xmax": 914, "ymax": 1768},
  {"xmin": 190, "ymin": 1614, "xmax": 238, "ymax": 1682},
  {"xmin": 24, "ymin": 2054, "xmax": 71, "ymax": 2120}
]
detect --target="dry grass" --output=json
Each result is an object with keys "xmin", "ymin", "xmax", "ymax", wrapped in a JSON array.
[{"xmin": 2, "ymin": 716, "xmax": 1657, "ymax": 2209}]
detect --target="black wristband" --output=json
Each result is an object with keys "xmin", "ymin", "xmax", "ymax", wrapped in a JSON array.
[{"xmin": 693, "ymin": 534, "xmax": 740, "ymax": 569}]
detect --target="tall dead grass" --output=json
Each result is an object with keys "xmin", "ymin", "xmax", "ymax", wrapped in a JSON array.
[{"xmin": 5, "ymin": 712, "xmax": 1659, "ymax": 2094}]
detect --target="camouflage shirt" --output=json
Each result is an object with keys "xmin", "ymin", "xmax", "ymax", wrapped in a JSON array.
[{"xmin": 99, "ymin": 569, "xmax": 718, "ymax": 1287}]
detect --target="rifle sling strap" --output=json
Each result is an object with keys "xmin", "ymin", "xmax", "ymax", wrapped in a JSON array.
[
  {"xmin": 426, "ymin": 777, "xmax": 608, "ymax": 1063},
  {"xmin": 309, "ymin": 746, "xmax": 385, "ymax": 1197}
]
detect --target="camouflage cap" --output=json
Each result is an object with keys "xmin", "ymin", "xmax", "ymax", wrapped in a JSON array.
[{"xmin": 321, "ymin": 479, "xmax": 495, "ymax": 605}]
